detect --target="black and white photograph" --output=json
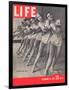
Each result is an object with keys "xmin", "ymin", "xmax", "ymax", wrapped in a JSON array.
[{"xmin": 13, "ymin": 4, "xmax": 66, "ymax": 77}]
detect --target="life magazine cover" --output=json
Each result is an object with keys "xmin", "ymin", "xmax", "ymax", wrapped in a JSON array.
[{"xmin": 9, "ymin": 1, "xmax": 67, "ymax": 88}]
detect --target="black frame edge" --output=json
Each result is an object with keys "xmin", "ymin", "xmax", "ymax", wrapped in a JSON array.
[{"xmin": 9, "ymin": 1, "xmax": 67, "ymax": 89}]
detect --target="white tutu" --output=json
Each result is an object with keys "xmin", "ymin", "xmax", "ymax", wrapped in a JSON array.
[
  {"xmin": 41, "ymin": 33, "xmax": 50, "ymax": 44},
  {"xmin": 48, "ymin": 33, "xmax": 62, "ymax": 46},
  {"xmin": 36, "ymin": 32, "xmax": 42, "ymax": 40},
  {"xmin": 27, "ymin": 33, "xmax": 37, "ymax": 39}
]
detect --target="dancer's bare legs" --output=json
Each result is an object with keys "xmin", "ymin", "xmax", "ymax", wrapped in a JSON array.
[
  {"xmin": 21, "ymin": 37, "xmax": 30, "ymax": 56},
  {"xmin": 31, "ymin": 41, "xmax": 43, "ymax": 72},
  {"xmin": 49, "ymin": 45, "xmax": 61, "ymax": 73},
  {"xmin": 44, "ymin": 43, "xmax": 53, "ymax": 75},
  {"xmin": 16, "ymin": 36, "xmax": 28, "ymax": 55},
  {"xmin": 16, "ymin": 37, "xmax": 25, "ymax": 55},
  {"xmin": 26, "ymin": 39, "xmax": 39, "ymax": 66},
  {"xmin": 22, "ymin": 38, "xmax": 35, "ymax": 62}
]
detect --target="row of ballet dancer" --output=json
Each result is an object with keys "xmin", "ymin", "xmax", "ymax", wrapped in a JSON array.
[{"xmin": 13, "ymin": 13, "xmax": 62, "ymax": 75}]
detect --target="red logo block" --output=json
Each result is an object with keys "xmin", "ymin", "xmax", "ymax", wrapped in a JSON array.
[{"xmin": 13, "ymin": 5, "xmax": 37, "ymax": 18}]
